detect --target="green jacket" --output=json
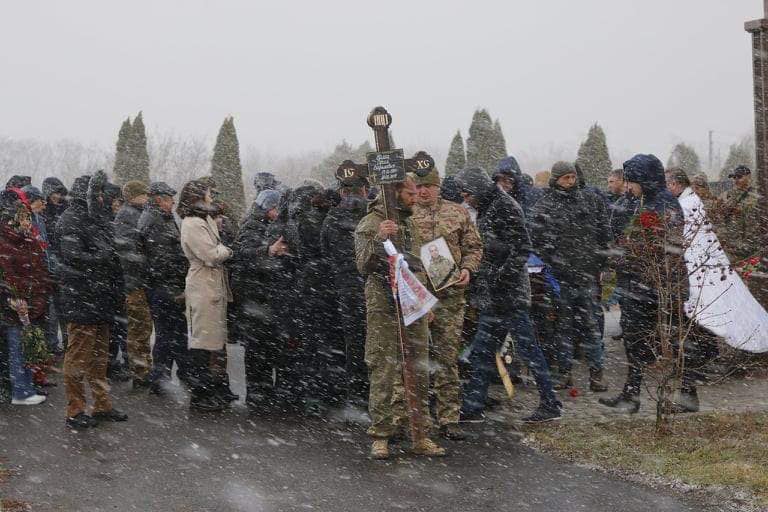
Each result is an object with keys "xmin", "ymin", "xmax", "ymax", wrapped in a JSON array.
[
  {"xmin": 717, "ymin": 187, "xmax": 761, "ymax": 262},
  {"xmin": 354, "ymin": 198, "xmax": 425, "ymax": 313}
]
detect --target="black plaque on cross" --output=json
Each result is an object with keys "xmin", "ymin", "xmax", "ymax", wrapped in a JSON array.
[{"xmin": 367, "ymin": 149, "xmax": 406, "ymax": 185}]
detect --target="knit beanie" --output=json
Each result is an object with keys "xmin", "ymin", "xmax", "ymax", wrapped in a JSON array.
[
  {"xmin": 549, "ymin": 161, "xmax": 577, "ymax": 187},
  {"xmin": 122, "ymin": 181, "xmax": 149, "ymax": 201}
]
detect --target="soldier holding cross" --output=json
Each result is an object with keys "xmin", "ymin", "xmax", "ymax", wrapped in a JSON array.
[{"xmin": 355, "ymin": 178, "xmax": 446, "ymax": 460}]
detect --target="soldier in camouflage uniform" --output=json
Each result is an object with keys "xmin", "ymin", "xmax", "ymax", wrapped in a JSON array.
[
  {"xmin": 412, "ymin": 168, "xmax": 482, "ymax": 440},
  {"xmin": 717, "ymin": 166, "xmax": 762, "ymax": 262},
  {"xmin": 716, "ymin": 166, "xmax": 765, "ymax": 303},
  {"xmin": 355, "ymin": 176, "xmax": 445, "ymax": 460}
]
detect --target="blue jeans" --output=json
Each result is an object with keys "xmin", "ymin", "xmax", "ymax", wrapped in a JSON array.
[
  {"xmin": 462, "ymin": 310, "xmax": 560, "ymax": 414},
  {"xmin": 555, "ymin": 282, "xmax": 605, "ymax": 373},
  {"xmin": 6, "ymin": 326, "xmax": 36, "ymax": 400}
]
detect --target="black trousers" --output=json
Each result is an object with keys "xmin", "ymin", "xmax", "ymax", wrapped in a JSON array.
[
  {"xmin": 337, "ymin": 286, "xmax": 368, "ymax": 402},
  {"xmin": 148, "ymin": 289, "xmax": 189, "ymax": 383},
  {"xmin": 109, "ymin": 303, "xmax": 128, "ymax": 368},
  {"xmin": 187, "ymin": 348, "xmax": 216, "ymax": 399},
  {"xmin": 620, "ymin": 297, "xmax": 718, "ymax": 396},
  {"xmin": 243, "ymin": 319, "xmax": 282, "ymax": 399}
]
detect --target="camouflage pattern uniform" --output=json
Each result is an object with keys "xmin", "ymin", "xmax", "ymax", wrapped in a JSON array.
[
  {"xmin": 355, "ymin": 198, "xmax": 431, "ymax": 439},
  {"xmin": 716, "ymin": 185, "xmax": 764, "ymax": 302},
  {"xmin": 412, "ymin": 195, "xmax": 482, "ymax": 427},
  {"xmin": 717, "ymin": 186, "xmax": 761, "ymax": 263}
]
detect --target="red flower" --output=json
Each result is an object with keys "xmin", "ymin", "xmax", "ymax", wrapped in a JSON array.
[
  {"xmin": 639, "ymin": 211, "xmax": 660, "ymax": 229},
  {"xmin": 568, "ymin": 387, "xmax": 580, "ymax": 398},
  {"xmin": 749, "ymin": 257, "xmax": 760, "ymax": 266}
]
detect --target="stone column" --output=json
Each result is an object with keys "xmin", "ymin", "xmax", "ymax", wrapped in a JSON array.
[
  {"xmin": 745, "ymin": 3, "xmax": 768, "ymax": 307},
  {"xmin": 745, "ymin": 3, "xmax": 768, "ymax": 199}
]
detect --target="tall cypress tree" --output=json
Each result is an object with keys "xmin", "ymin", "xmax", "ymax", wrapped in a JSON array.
[
  {"xmin": 129, "ymin": 111, "xmax": 151, "ymax": 184},
  {"xmin": 465, "ymin": 109, "xmax": 498, "ymax": 175},
  {"xmin": 112, "ymin": 117, "xmax": 133, "ymax": 185},
  {"xmin": 211, "ymin": 116, "xmax": 246, "ymax": 220},
  {"xmin": 667, "ymin": 143, "xmax": 702, "ymax": 175},
  {"xmin": 445, "ymin": 131, "xmax": 466, "ymax": 176},
  {"xmin": 575, "ymin": 123, "xmax": 612, "ymax": 189},
  {"xmin": 492, "ymin": 119, "xmax": 508, "ymax": 168}
]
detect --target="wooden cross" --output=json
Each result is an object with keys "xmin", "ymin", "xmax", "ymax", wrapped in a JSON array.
[{"xmin": 337, "ymin": 106, "xmax": 436, "ymax": 443}]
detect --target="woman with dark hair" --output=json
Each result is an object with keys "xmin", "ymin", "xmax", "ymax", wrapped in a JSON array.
[{"xmin": 178, "ymin": 180, "xmax": 234, "ymax": 411}]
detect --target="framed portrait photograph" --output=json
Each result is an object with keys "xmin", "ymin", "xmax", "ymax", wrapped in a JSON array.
[{"xmin": 419, "ymin": 237, "xmax": 460, "ymax": 292}]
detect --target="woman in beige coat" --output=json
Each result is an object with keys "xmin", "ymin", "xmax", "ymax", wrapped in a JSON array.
[{"xmin": 177, "ymin": 179, "xmax": 233, "ymax": 411}]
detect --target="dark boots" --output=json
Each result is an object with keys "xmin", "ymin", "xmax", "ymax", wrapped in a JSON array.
[
  {"xmin": 589, "ymin": 368, "xmax": 608, "ymax": 392},
  {"xmin": 670, "ymin": 388, "xmax": 700, "ymax": 414},
  {"xmin": 553, "ymin": 372, "xmax": 573, "ymax": 390},
  {"xmin": 598, "ymin": 385, "xmax": 640, "ymax": 413}
]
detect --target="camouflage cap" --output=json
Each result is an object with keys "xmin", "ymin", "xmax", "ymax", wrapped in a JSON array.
[{"xmin": 412, "ymin": 167, "xmax": 440, "ymax": 187}]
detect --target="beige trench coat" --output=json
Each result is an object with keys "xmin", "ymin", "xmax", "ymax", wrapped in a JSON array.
[{"xmin": 180, "ymin": 215, "xmax": 233, "ymax": 351}]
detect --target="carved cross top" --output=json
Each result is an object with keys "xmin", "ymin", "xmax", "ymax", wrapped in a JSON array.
[{"xmin": 335, "ymin": 107, "xmax": 436, "ymax": 187}]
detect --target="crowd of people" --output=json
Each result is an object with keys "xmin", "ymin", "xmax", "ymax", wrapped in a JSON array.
[{"xmin": 0, "ymin": 152, "xmax": 762, "ymax": 459}]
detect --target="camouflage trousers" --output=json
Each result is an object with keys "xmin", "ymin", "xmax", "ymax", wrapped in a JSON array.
[
  {"xmin": 429, "ymin": 291, "xmax": 466, "ymax": 426},
  {"xmin": 365, "ymin": 309, "xmax": 431, "ymax": 439}
]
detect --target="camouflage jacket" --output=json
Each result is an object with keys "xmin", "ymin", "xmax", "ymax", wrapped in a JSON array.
[
  {"xmin": 412, "ymin": 199, "xmax": 483, "ymax": 294},
  {"xmin": 355, "ymin": 199, "xmax": 425, "ymax": 312},
  {"xmin": 716, "ymin": 187, "xmax": 761, "ymax": 262}
]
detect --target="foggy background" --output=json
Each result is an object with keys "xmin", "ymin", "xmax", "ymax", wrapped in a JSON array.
[{"xmin": 0, "ymin": 0, "xmax": 761, "ymax": 186}]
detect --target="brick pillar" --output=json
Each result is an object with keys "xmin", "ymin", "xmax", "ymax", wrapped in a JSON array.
[{"xmin": 745, "ymin": 4, "xmax": 768, "ymax": 307}]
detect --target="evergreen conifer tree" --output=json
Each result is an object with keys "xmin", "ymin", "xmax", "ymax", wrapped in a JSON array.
[
  {"xmin": 491, "ymin": 119, "xmax": 508, "ymax": 168},
  {"xmin": 720, "ymin": 136, "xmax": 756, "ymax": 180},
  {"xmin": 445, "ymin": 131, "xmax": 466, "ymax": 176},
  {"xmin": 465, "ymin": 109, "xmax": 498, "ymax": 175},
  {"xmin": 575, "ymin": 123, "xmax": 612, "ymax": 189},
  {"xmin": 667, "ymin": 143, "xmax": 702, "ymax": 175},
  {"xmin": 129, "ymin": 111, "xmax": 151, "ymax": 184},
  {"xmin": 211, "ymin": 116, "xmax": 246, "ymax": 220},
  {"xmin": 112, "ymin": 117, "xmax": 133, "ymax": 185}
]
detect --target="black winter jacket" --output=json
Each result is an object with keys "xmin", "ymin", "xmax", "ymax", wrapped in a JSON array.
[
  {"xmin": 56, "ymin": 174, "xmax": 123, "ymax": 324},
  {"xmin": 472, "ymin": 187, "xmax": 533, "ymax": 315},
  {"xmin": 114, "ymin": 203, "xmax": 149, "ymax": 292},
  {"xmin": 138, "ymin": 204, "xmax": 187, "ymax": 297},
  {"xmin": 529, "ymin": 185, "xmax": 609, "ymax": 284},
  {"xmin": 320, "ymin": 195, "xmax": 367, "ymax": 290}
]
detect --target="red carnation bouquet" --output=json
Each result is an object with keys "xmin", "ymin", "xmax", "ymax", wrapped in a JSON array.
[{"xmin": 734, "ymin": 255, "xmax": 767, "ymax": 281}]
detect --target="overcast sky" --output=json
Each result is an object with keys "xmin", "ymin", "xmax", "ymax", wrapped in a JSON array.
[{"xmin": 0, "ymin": 1, "xmax": 762, "ymax": 170}]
